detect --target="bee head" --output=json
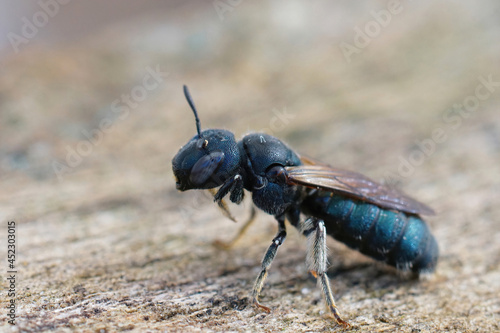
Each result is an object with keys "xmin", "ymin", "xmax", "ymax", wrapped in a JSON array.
[{"xmin": 172, "ymin": 86, "xmax": 240, "ymax": 191}]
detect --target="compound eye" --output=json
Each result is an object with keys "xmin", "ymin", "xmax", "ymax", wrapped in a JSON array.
[
  {"xmin": 189, "ymin": 151, "xmax": 225, "ymax": 186},
  {"xmin": 197, "ymin": 139, "xmax": 208, "ymax": 149},
  {"xmin": 266, "ymin": 165, "xmax": 287, "ymax": 184}
]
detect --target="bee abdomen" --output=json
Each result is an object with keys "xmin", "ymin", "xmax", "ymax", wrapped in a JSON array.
[
  {"xmin": 303, "ymin": 192, "xmax": 438, "ymax": 273},
  {"xmin": 385, "ymin": 215, "xmax": 439, "ymax": 273}
]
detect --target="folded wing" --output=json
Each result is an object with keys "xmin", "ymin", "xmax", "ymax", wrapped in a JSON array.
[{"xmin": 286, "ymin": 159, "xmax": 435, "ymax": 216}]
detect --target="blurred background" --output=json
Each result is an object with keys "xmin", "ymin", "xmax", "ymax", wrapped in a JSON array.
[{"xmin": 1, "ymin": 1, "xmax": 499, "ymax": 332}]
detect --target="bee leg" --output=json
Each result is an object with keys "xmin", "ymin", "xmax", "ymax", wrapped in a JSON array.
[
  {"xmin": 209, "ymin": 188, "xmax": 237, "ymax": 222},
  {"xmin": 212, "ymin": 175, "xmax": 245, "ymax": 224},
  {"xmin": 229, "ymin": 175, "xmax": 244, "ymax": 204},
  {"xmin": 213, "ymin": 205, "xmax": 257, "ymax": 249},
  {"xmin": 251, "ymin": 215, "xmax": 286, "ymax": 313},
  {"xmin": 213, "ymin": 175, "xmax": 239, "ymax": 203},
  {"xmin": 302, "ymin": 217, "xmax": 350, "ymax": 328}
]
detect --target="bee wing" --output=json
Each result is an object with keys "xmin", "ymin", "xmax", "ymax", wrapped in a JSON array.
[
  {"xmin": 285, "ymin": 163, "xmax": 435, "ymax": 216},
  {"xmin": 297, "ymin": 154, "xmax": 332, "ymax": 167}
]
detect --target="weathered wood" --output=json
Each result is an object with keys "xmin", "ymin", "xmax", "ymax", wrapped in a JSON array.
[{"xmin": 1, "ymin": 2, "xmax": 500, "ymax": 332}]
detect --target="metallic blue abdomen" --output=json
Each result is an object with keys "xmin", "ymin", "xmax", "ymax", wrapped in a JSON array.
[{"xmin": 302, "ymin": 191, "xmax": 438, "ymax": 273}]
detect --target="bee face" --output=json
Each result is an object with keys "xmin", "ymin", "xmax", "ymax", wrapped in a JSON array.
[{"xmin": 172, "ymin": 129, "xmax": 240, "ymax": 190}]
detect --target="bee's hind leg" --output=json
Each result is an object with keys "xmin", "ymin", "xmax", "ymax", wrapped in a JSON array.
[{"xmin": 301, "ymin": 217, "xmax": 350, "ymax": 328}]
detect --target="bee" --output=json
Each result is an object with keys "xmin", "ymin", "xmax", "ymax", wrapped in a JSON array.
[{"xmin": 172, "ymin": 86, "xmax": 438, "ymax": 327}]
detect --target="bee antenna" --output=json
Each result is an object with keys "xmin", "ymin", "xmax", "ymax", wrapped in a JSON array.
[{"xmin": 183, "ymin": 85, "xmax": 202, "ymax": 138}]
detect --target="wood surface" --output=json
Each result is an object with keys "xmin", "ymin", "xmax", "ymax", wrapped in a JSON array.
[{"xmin": 1, "ymin": 1, "xmax": 499, "ymax": 332}]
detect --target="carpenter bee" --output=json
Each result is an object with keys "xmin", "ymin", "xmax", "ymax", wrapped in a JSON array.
[{"xmin": 172, "ymin": 86, "xmax": 438, "ymax": 327}]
